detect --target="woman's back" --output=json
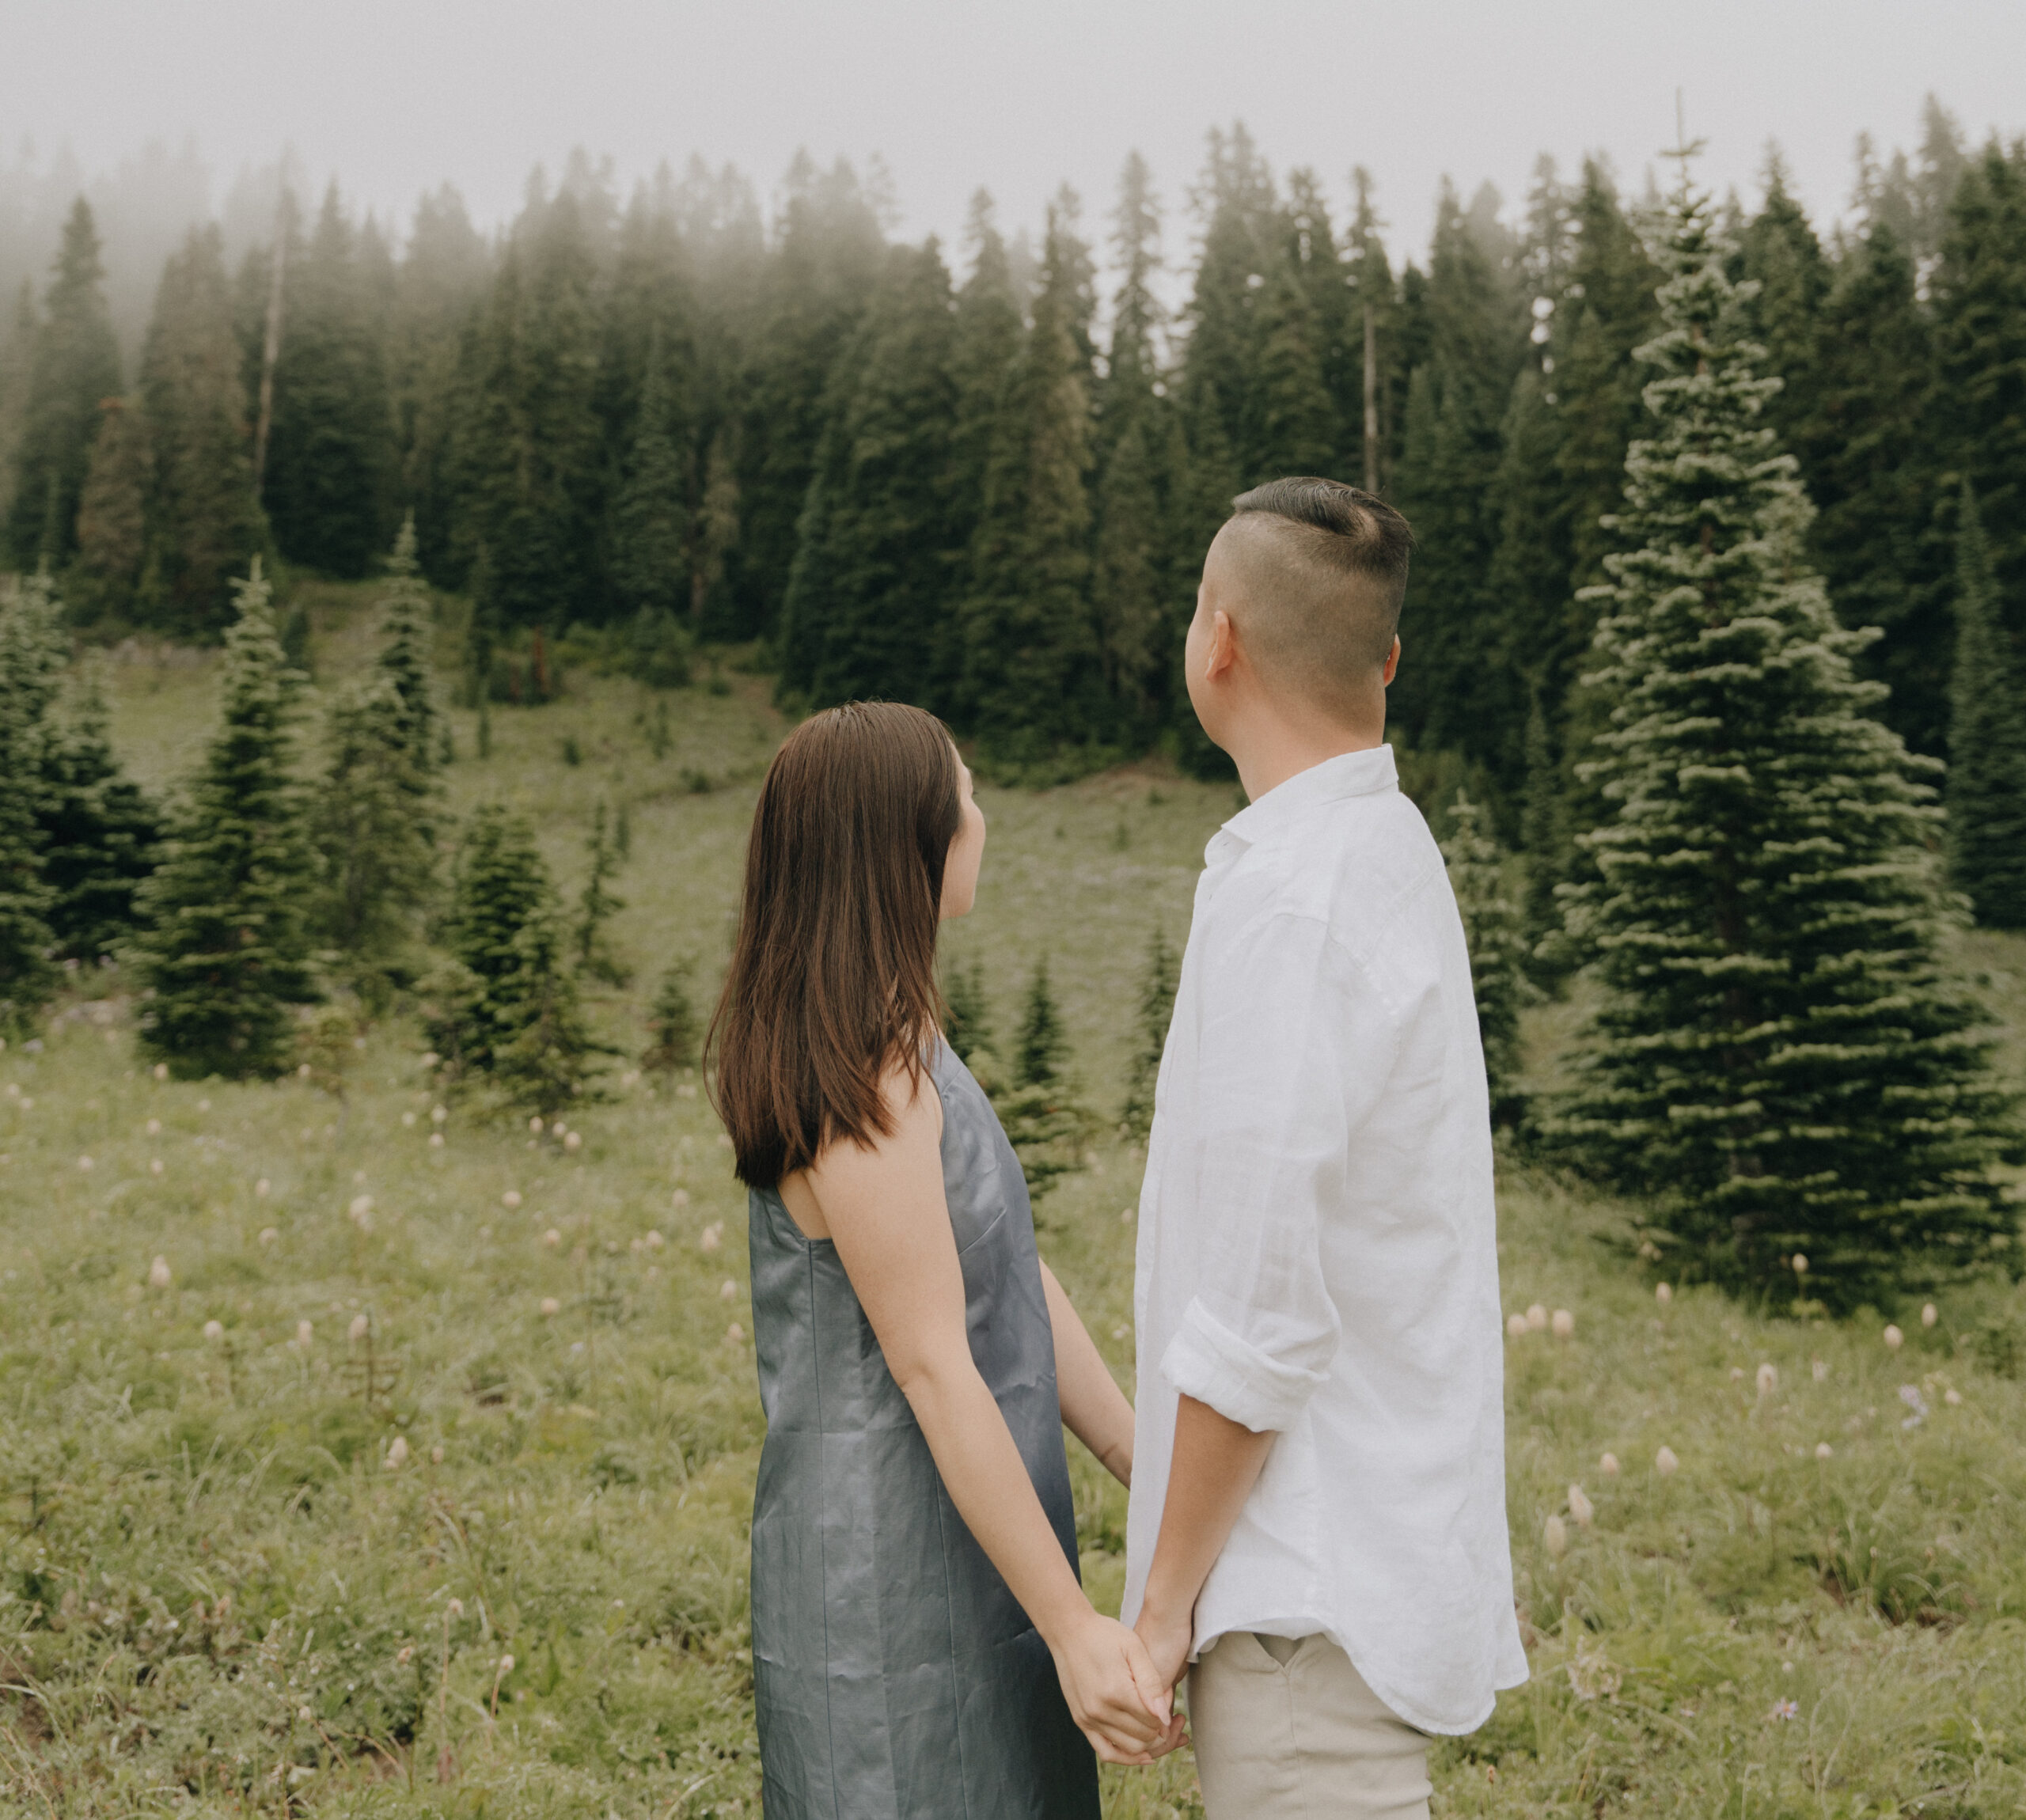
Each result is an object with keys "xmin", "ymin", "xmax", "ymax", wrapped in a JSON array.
[{"xmin": 747, "ymin": 1040, "xmax": 1099, "ymax": 1819}]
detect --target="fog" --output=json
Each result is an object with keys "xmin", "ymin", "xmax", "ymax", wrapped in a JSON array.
[{"xmin": 6, "ymin": 0, "xmax": 2023, "ymax": 282}]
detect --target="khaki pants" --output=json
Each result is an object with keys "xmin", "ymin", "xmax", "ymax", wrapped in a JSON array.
[{"xmin": 1187, "ymin": 1632, "xmax": 1432, "ymax": 1820}]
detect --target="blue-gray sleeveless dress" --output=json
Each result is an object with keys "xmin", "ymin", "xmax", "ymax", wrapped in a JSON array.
[{"xmin": 746, "ymin": 1039, "xmax": 1101, "ymax": 1819}]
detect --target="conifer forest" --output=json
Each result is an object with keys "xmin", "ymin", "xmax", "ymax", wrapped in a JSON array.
[{"xmin": 2, "ymin": 93, "xmax": 2026, "ymax": 1817}]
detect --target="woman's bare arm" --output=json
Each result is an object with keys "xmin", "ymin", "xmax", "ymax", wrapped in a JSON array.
[
  {"xmin": 1039, "ymin": 1261, "xmax": 1134, "ymax": 1487},
  {"xmin": 804, "ymin": 1064, "xmax": 1177, "ymax": 1761}
]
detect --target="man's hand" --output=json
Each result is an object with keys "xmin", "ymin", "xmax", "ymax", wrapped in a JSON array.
[{"xmin": 1133, "ymin": 1596, "xmax": 1195, "ymax": 1743}]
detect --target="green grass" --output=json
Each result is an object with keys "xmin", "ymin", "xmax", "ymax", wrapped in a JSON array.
[{"xmin": 2, "ymin": 582, "xmax": 2022, "ymax": 1816}]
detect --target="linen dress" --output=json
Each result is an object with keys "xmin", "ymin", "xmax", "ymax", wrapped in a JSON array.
[{"xmin": 746, "ymin": 1038, "xmax": 1101, "ymax": 1819}]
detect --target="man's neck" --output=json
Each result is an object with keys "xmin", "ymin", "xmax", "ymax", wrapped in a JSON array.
[{"xmin": 1227, "ymin": 715, "xmax": 1386, "ymax": 805}]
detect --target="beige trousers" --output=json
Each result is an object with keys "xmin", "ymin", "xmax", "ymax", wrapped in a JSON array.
[{"xmin": 1187, "ymin": 1632, "xmax": 1432, "ymax": 1820}]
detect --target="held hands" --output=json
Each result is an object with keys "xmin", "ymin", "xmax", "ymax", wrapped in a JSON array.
[
  {"xmin": 1049, "ymin": 1611, "xmax": 1188, "ymax": 1765},
  {"xmin": 1133, "ymin": 1595, "xmax": 1194, "ymax": 1707}
]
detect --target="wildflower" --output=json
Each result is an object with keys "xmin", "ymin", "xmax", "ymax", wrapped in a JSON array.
[
  {"xmin": 716, "ymin": 1133, "xmax": 733, "ymax": 1151},
  {"xmin": 700, "ymin": 1222, "xmax": 723, "ymax": 1253},
  {"xmin": 385, "ymin": 1436, "xmax": 409, "ymax": 1470},
  {"xmin": 402, "ymin": 1111, "xmax": 417, "ymax": 1128},
  {"xmin": 431, "ymin": 1105, "xmax": 446, "ymax": 1124},
  {"xmin": 349, "ymin": 1192, "xmax": 374, "ymax": 1219},
  {"xmin": 1812, "ymin": 1359, "xmax": 1827, "ymax": 1382},
  {"xmin": 397, "ymin": 1645, "xmax": 415, "ymax": 1665},
  {"xmin": 1944, "ymin": 1387, "xmax": 1963, "ymax": 1406},
  {"xmin": 1756, "ymin": 1363, "xmax": 1777, "ymax": 1397},
  {"xmin": 446, "ymin": 1598, "xmax": 464, "ymax": 1617},
  {"xmin": 499, "ymin": 1653, "xmax": 514, "ymax": 1673},
  {"xmin": 1567, "ymin": 1484, "xmax": 1594, "ymax": 1528},
  {"xmin": 430, "ymin": 1132, "xmax": 444, "ymax": 1147},
  {"xmin": 1524, "ymin": 1303, "xmax": 1547, "ymax": 1331},
  {"xmin": 197, "ymin": 1098, "xmax": 210, "ymax": 1112},
  {"xmin": 1730, "ymin": 1366, "xmax": 1745, "ymax": 1382},
  {"xmin": 204, "ymin": 1320, "xmax": 225, "ymax": 1342},
  {"xmin": 644, "ymin": 1230, "xmax": 664, "ymax": 1250},
  {"xmin": 297, "ymin": 1321, "xmax": 313, "ymax": 1348},
  {"xmin": 1815, "ymin": 1442, "xmax": 1833, "ymax": 1460},
  {"xmin": 149, "ymin": 1256, "xmax": 172, "ymax": 1289},
  {"xmin": 1542, "ymin": 1514, "xmax": 1568, "ymax": 1557},
  {"xmin": 1921, "ymin": 1303, "xmax": 1937, "ymax": 1329},
  {"xmin": 1770, "ymin": 1699, "xmax": 1798, "ymax": 1722},
  {"xmin": 298, "ymin": 1704, "xmax": 313, "ymax": 1722},
  {"xmin": 720, "ymin": 1279, "xmax": 739, "ymax": 1301},
  {"xmin": 542, "ymin": 1229, "xmax": 562, "ymax": 1249},
  {"xmin": 431, "ymin": 1444, "xmax": 445, "ymax": 1464},
  {"xmin": 503, "ymin": 1190, "xmax": 522, "ymax": 1209},
  {"xmin": 348, "ymin": 1314, "xmax": 370, "ymax": 1342},
  {"xmin": 726, "ymin": 1320, "xmax": 746, "ymax": 1344},
  {"xmin": 298, "ymin": 1062, "xmax": 312, "ymax": 1077},
  {"xmin": 529, "ymin": 1117, "xmax": 544, "ymax": 1134},
  {"xmin": 1599, "ymin": 1452, "xmax": 1620, "ymax": 1477},
  {"xmin": 1551, "ymin": 1309, "xmax": 1574, "ymax": 1339},
  {"xmin": 672, "ymin": 1188, "xmax": 691, "ymax": 1209},
  {"xmin": 564, "ymin": 1131, "xmax": 582, "ymax": 1152},
  {"xmin": 259, "ymin": 1227, "xmax": 278, "ymax": 1246},
  {"xmin": 1791, "ymin": 1253, "xmax": 1808, "ymax": 1275},
  {"xmin": 146, "ymin": 1117, "xmax": 161, "ymax": 1136},
  {"xmin": 153, "ymin": 1063, "xmax": 168, "ymax": 1081},
  {"xmin": 420, "ymin": 1052, "xmax": 440, "ymax": 1070},
  {"xmin": 541, "ymin": 1298, "xmax": 560, "ymax": 1317},
  {"xmin": 78, "ymin": 1155, "xmax": 93, "ymax": 1171},
  {"xmin": 150, "ymin": 1158, "xmax": 164, "ymax": 1176},
  {"xmin": 1654, "ymin": 1446, "xmax": 1679, "ymax": 1477},
  {"xmin": 629, "ymin": 1237, "xmax": 643, "ymax": 1256},
  {"xmin": 1655, "ymin": 1283, "xmax": 1672, "ymax": 1307},
  {"xmin": 1884, "ymin": 1324, "xmax": 1903, "ymax": 1350},
  {"xmin": 1899, "ymin": 1384, "xmax": 1928, "ymax": 1428},
  {"xmin": 256, "ymin": 1177, "xmax": 270, "ymax": 1196},
  {"xmin": 1506, "ymin": 1314, "xmax": 1528, "ymax": 1340}
]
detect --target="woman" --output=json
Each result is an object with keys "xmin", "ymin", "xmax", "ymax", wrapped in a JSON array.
[{"xmin": 709, "ymin": 702, "xmax": 1177, "ymax": 1818}]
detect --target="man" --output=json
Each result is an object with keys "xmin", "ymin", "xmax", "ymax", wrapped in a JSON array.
[{"xmin": 1126, "ymin": 477, "xmax": 1526, "ymax": 1818}]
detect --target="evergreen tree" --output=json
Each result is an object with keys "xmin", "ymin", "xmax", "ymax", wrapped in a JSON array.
[
  {"xmin": 427, "ymin": 802, "xmax": 606, "ymax": 1113},
  {"xmin": 369, "ymin": 515, "xmax": 442, "ymax": 828},
  {"xmin": 72, "ymin": 397, "xmax": 151, "ymax": 620},
  {"xmin": 1440, "ymin": 788, "xmax": 1530, "ymax": 1127},
  {"xmin": 0, "ymin": 574, "xmax": 63, "ymax": 1032},
  {"xmin": 1519, "ymin": 687, "xmax": 1569, "ymax": 985},
  {"xmin": 137, "ymin": 226, "xmax": 268, "ymax": 635},
  {"xmin": 960, "ymin": 197, "xmax": 1103, "ymax": 757},
  {"xmin": 641, "ymin": 954, "xmax": 700, "ymax": 1073},
  {"xmin": 942, "ymin": 954, "xmax": 995, "ymax": 1065},
  {"xmin": 265, "ymin": 184, "xmax": 395, "ymax": 576},
  {"xmin": 996, "ymin": 957, "xmax": 1094, "ymax": 1200},
  {"xmin": 0, "ymin": 282, "xmax": 36, "ymax": 528},
  {"xmin": 609, "ymin": 327, "xmax": 689, "ymax": 617},
  {"xmin": 134, "ymin": 561, "xmax": 317, "ymax": 1078},
  {"xmin": 1120, "ymin": 926, "xmax": 1178, "ymax": 1142},
  {"xmin": 1946, "ymin": 483, "xmax": 2026, "ymax": 929},
  {"xmin": 1555, "ymin": 159, "xmax": 2017, "ymax": 1309},
  {"xmin": 1736, "ymin": 161, "xmax": 1831, "ymax": 496},
  {"xmin": 308, "ymin": 675, "xmax": 434, "ymax": 995},
  {"xmin": 574, "ymin": 800, "xmax": 628, "ymax": 984},
  {"xmin": 37, "ymin": 661, "xmax": 162, "ymax": 964},
  {"xmin": 4, "ymin": 199, "xmax": 122, "ymax": 571}
]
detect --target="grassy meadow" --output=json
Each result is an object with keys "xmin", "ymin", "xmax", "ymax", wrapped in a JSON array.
[{"xmin": 2, "ymin": 581, "xmax": 2024, "ymax": 1817}]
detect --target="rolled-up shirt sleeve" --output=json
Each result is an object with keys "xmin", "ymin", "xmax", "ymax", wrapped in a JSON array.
[{"xmin": 1158, "ymin": 908, "xmax": 1402, "ymax": 1432}]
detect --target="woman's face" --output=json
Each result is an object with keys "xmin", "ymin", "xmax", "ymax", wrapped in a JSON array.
[{"xmin": 939, "ymin": 751, "xmax": 987, "ymax": 920}]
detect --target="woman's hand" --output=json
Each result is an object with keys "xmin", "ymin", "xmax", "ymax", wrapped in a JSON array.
[{"xmin": 1048, "ymin": 1610, "xmax": 1187, "ymax": 1765}]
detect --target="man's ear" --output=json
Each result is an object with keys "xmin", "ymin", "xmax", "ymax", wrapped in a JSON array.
[
  {"xmin": 1205, "ymin": 609, "xmax": 1238, "ymax": 682},
  {"xmin": 1382, "ymin": 635, "xmax": 1401, "ymax": 688}
]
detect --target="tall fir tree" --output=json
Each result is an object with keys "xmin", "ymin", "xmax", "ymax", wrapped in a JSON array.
[
  {"xmin": 1945, "ymin": 483, "xmax": 2026, "ymax": 929},
  {"xmin": 370, "ymin": 514, "xmax": 443, "ymax": 831},
  {"xmin": 942, "ymin": 954, "xmax": 995, "ymax": 1067},
  {"xmin": 138, "ymin": 226, "xmax": 268, "ymax": 635},
  {"xmin": 0, "ymin": 281, "xmax": 36, "ymax": 529},
  {"xmin": 574, "ymin": 800, "xmax": 628, "ymax": 984},
  {"xmin": 0, "ymin": 574, "xmax": 64, "ymax": 1032},
  {"xmin": 1555, "ymin": 159, "xmax": 2017, "ymax": 1309},
  {"xmin": 3, "ymin": 198, "xmax": 121, "ymax": 572},
  {"xmin": 641, "ymin": 953, "xmax": 701, "ymax": 1073},
  {"xmin": 264, "ymin": 184, "xmax": 395, "ymax": 576},
  {"xmin": 1119, "ymin": 926, "xmax": 1178, "ymax": 1142},
  {"xmin": 72, "ymin": 397, "xmax": 151, "ymax": 620},
  {"xmin": 609, "ymin": 326, "xmax": 690, "ymax": 618},
  {"xmin": 1440, "ymin": 788, "xmax": 1531, "ymax": 1127},
  {"xmin": 997, "ymin": 957, "xmax": 1094, "ymax": 1199},
  {"xmin": 135, "ymin": 561, "xmax": 317, "ymax": 1077},
  {"xmin": 37, "ymin": 660, "xmax": 161, "ymax": 964}
]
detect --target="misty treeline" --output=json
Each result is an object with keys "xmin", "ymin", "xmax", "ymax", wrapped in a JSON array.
[{"xmin": 2, "ymin": 102, "xmax": 2023, "ymax": 796}]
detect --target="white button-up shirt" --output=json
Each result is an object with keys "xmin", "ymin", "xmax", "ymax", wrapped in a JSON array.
[{"xmin": 1122, "ymin": 743, "xmax": 1527, "ymax": 1735}]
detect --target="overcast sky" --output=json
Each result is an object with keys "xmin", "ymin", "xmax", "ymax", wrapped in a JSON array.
[{"xmin": 6, "ymin": 0, "xmax": 2024, "ymax": 269}]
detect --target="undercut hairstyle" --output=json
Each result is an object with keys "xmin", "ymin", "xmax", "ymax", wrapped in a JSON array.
[
  {"xmin": 708, "ymin": 701, "xmax": 961, "ymax": 1189},
  {"xmin": 1222, "ymin": 476, "xmax": 1413, "ymax": 721}
]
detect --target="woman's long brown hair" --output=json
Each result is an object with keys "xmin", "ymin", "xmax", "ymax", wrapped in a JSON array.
[{"xmin": 708, "ymin": 702, "xmax": 961, "ymax": 1189}]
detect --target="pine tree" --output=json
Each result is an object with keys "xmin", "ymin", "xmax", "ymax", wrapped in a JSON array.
[
  {"xmin": 1440, "ymin": 789, "xmax": 1531, "ymax": 1127},
  {"xmin": 1120, "ymin": 926, "xmax": 1178, "ymax": 1141},
  {"xmin": 1519, "ymin": 688, "xmax": 1569, "ymax": 986},
  {"xmin": 264, "ymin": 185, "xmax": 395, "ymax": 576},
  {"xmin": 134, "ymin": 560, "xmax": 317, "ymax": 1077},
  {"xmin": 574, "ymin": 801, "xmax": 628, "ymax": 984},
  {"xmin": 370, "ymin": 514, "xmax": 443, "ymax": 838},
  {"xmin": 72, "ymin": 397, "xmax": 152, "ymax": 621},
  {"xmin": 427, "ymin": 803, "xmax": 607, "ymax": 1113},
  {"xmin": 1555, "ymin": 157, "xmax": 2017, "ymax": 1309},
  {"xmin": 1946, "ymin": 483, "xmax": 2026, "ymax": 929},
  {"xmin": 641, "ymin": 954, "xmax": 700, "ymax": 1073},
  {"xmin": 996, "ymin": 957, "xmax": 1093, "ymax": 1200},
  {"xmin": 4, "ymin": 199, "xmax": 122, "ymax": 572},
  {"xmin": 37, "ymin": 660, "xmax": 161, "ymax": 964},
  {"xmin": 0, "ymin": 574, "xmax": 64, "ymax": 1032},
  {"xmin": 942, "ymin": 954, "xmax": 995, "ymax": 1065},
  {"xmin": 609, "ymin": 328, "xmax": 689, "ymax": 618},
  {"xmin": 137, "ymin": 226, "xmax": 268, "ymax": 635},
  {"xmin": 0, "ymin": 282, "xmax": 36, "ymax": 529}
]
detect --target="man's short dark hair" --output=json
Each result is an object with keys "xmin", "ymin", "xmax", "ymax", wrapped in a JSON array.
[{"xmin": 1216, "ymin": 478, "xmax": 1413, "ymax": 716}]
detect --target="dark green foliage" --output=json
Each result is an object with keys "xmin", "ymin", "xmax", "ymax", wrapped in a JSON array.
[
  {"xmin": 609, "ymin": 329, "xmax": 689, "ymax": 618},
  {"xmin": 941, "ymin": 955, "xmax": 994, "ymax": 1064},
  {"xmin": 1519, "ymin": 688, "xmax": 1569, "ymax": 987},
  {"xmin": 265, "ymin": 186, "xmax": 395, "ymax": 576},
  {"xmin": 1554, "ymin": 164, "xmax": 2018, "ymax": 1310},
  {"xmin": 1440, "ymin": 790, "xmax": 1530, "ymax": 1128},
  {"xmin": 36, "ymin": 662, "xmax": 161, "ymax": 964},
  {"xmin": 626, "ymin": 607, "xmax": 692, "ymax": 688},
  {"xmin": 575, "ymin": 802, "xmax": 628, "ymax": 985},
  {"xmin": 997, "ymin": 956, "xmax": 1093, "ymax": 1200},
  {"xmin": 72, "ymin": 398, "xmax": 151, "ymax": 620},
  {"xmin": 137, "ymin": 226, "xmax": 268, "ymax": 635},
  {"xmin": 4, "ymin": 199, "xmax": 122, "ymax": 572},
  {"xmin": 1120, "ymin": 926, "xmax": 1177, "ymax": 1141},
  {"xmin": 133, "ymin": 562, "xmax": 317, "ymax": 1079},
  {"xmin": 370, "ymin": 515, "xmax": 443, "ymax": 837},
  {"xmin": 640, "ymin": 954, "xmax": 700, "ymax": 1074},
  {"xmin": 427, "ymin": 803, "xmax": 607, "ymax": 1114},
  {"xmin": 1946, "ymin": 484, "xmax": 2026, "ymax": 928},
  {"xmin": 1015, "ymin": 956, "xmax": 1068, "ymax": 1089},
  {"xmin": 0, "ymin": 575, "xmax": 63, "ymax": 1031}
]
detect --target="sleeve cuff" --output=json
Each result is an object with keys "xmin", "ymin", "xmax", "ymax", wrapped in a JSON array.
[{"xmin": 1159, "ymin": 1297, "xmax": 1325, "ymax": 1433}]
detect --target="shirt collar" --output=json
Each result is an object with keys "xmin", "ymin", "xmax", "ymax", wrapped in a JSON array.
[{"xmin": 1208, "ymin": 744, "xmax": 1399, "ymax": 865}]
